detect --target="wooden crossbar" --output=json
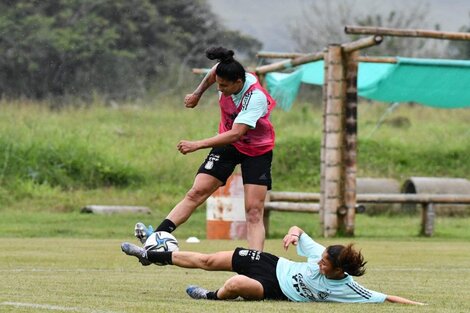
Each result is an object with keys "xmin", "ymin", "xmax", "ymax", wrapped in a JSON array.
[
  {"xmin": 265, "ymin": 201, "xmax": 320, "ymax": 212},
  {"xmin": 255, "ymin": 36, "xmax": 383, "ymax": 75},
  {"xmin": 345, "ymin": 25, "xmax": 470, "ymax": 41},
  {"xmin": 269, "ymin": 192, "xmax": 470, "ymax": 204},
  {"xmin": 265, "ymin": 192, "xmax": 470, "ymax": 237}
]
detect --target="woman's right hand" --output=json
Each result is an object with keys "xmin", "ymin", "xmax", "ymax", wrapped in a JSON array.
[
  {"xmin": 184, "ymin": 93, "xmax": 200, "ymax": 108},
  {"xmin": 283, "ymin": 226, "xmax": 303, "ymax": 251},
  {"xmin": 282, "ymin": 233, "xmax": 299, "ymax": 251}
]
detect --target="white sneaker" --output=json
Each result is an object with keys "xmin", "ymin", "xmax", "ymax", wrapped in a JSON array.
[{"xmin": 134, "ymin": 222, "xmax": 154, "ymax": 244}]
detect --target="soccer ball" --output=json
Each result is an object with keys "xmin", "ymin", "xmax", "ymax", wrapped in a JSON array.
[{"xmin": 144, "ymin": 231, "xmax": 179, "ymax": 252}]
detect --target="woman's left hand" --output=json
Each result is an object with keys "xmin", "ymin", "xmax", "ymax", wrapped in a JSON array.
[{"xmin": 177, "ymin": 140, "xmax": 200, "ymax": 154}]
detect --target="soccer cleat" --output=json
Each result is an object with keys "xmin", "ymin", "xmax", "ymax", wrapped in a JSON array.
[
  {"xmin": 134, "ymin": 222, "xmax": 154, "ymax": 244},
  {"xmin": 121, "ymin": 242, "xmax": 152, "ymax": 266},
  {"xmin": 186, "ymin": 285, "xmax": 209, "ymax": 300}
]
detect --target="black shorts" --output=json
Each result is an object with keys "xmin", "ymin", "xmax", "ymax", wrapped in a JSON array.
[
  {"xmin": 232, "ymin": 247, "xmax": 287, "ymax": 301},
  {"xmin": 197, "ymin": 145, "xmax": 273, "ymax": 190}
]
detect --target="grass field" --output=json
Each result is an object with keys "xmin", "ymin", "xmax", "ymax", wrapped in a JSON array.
[
  {"xmin": 2, "ymin": 209, "xmax": 470, "ymax": 240},
  {"xmin": 1, "ymin": 99, "xmax": 470, "ymax": 212},
  {"xmin": 1, "ymin": 99, "xmax": 470, "ymax": 312},
  {"xmin": 1, "ymin": 237, "xmax": 470, "ymax": 313}
]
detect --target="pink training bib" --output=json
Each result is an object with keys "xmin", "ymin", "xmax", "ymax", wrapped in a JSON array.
[{"xmin": 218, "ymin": 75, "xmax": 275, "ymax": 156}]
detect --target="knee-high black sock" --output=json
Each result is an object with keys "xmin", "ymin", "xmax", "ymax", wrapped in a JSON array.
[
  {"xmin": 146, "ymin": 250, "xmax": 173, "ymax": 265},
  {"xmin": 206, "ymin": 289, "xmax": 220, "ymax": 300},
  {"xmin": 155, "ymin": 219, "xmax": 177, "ymax": 233}
]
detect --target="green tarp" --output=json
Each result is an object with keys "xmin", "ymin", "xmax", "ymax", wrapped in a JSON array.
[{"xmin": 266, "ymin": 57, "xmax": 470, "ymax": 110}]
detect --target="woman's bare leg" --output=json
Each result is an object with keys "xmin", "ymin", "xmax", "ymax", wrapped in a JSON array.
[
  {"xmin": 166, "ymin": 173, "xmax": 222, "ymax": 225},
  {"xmin": 217, "ymin": 275, "xmax": 264, "ymax": 300},
  {"xmin": 243, "ymin": 184, "xmax": 267, "ymax": 251},
  {"xmin": 171, "ymin": 251, "xmax": 233, "ymax": 271}
]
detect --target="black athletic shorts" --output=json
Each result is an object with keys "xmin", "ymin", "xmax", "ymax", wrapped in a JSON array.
[
  {"xmin": 232, "ymin": 247, "xmax": 288, "ymax": 301},
  {"xmin": 197, "ymin": 145, "xmax": 273, "ymax": 190}
]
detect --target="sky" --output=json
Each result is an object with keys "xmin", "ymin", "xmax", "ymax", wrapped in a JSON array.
[{"xmin": 208, "ymin": 0, "xmax": 470, "ymax": 52}]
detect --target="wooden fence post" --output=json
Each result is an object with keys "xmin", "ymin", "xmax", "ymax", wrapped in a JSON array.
[
  {"xmin": 322, "ymin": 44, "xmax": 346, "ymax": 237},
  {"xmin": 341, "ymin": 50, "xmax": 359, "ymax": 236},
  {"xmin": 319, "ymin": 49, "xmax": 329, "ymax": 232},
  {"xmin": 421, "ymin": 202, "xmax": 435, "ymax": 236}
]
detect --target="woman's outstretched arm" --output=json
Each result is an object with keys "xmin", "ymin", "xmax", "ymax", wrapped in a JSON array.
[{"xmin": 386, "ymin": 295, "xmax": 426, "ymax": 305}]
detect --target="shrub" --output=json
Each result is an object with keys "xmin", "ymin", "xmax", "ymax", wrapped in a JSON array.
[{"xmin": 0, "ymin": 137, "xmax": 143, "ymax": 190}]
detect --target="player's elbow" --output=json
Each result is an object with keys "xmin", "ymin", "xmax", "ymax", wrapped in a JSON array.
[
  {"xmin": 231, "ymin": 131, "xmax": 245, "ymax": 142},
  {"xmin": 230, "ymin": 124, "xmax": 249, "ymax": 141}
]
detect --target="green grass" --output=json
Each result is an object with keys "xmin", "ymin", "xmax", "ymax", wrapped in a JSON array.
[
  {"xmin": 1, "ymin": 98, "xmax": 470, "ymax": 241},
  {"xmin": 1, "ymin": 238, "xmax": 469, "ymax": 313},
  {"xmin": 1, "ymin": 99, "xmax": 470, "ymax": 212},
  {"xmin": 1, "ymin": 99, "xmax": 470, "ymax": 312},
  {"xmin": 1, "ymin": 209, "xmax": 469, "ymax": 241}
]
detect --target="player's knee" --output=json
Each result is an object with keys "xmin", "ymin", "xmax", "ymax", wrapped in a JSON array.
[
  {"xmin": 223, "ymin": 276, "xmax": 245, "ymax": 293},
  {"xmin": 245, "ymin": 206, "xmax": 263, "ymax": 224},
  {"xmin": 185, "ymin": 186, "xmax": 209, "ymax": 203}
]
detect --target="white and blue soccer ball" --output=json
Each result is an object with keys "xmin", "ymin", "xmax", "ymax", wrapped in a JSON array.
[{"xmin": 144, "ymin": 231, "xmax": 179, "ymax": 252}]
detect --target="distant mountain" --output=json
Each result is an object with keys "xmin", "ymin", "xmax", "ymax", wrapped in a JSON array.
[{"xmin": 208, "ymin": 0, "xmax": 469, "ymax": 52}]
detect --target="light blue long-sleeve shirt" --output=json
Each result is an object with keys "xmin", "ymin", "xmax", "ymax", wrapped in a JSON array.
[{"xmin": 276, "ymin": 233, "xmax": 387, "ymax": 303}]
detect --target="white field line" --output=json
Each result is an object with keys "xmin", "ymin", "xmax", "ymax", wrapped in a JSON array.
[
  {"xmin": 0, "ymin": 301, "xmax": 122, "ymax": 313},
  {"xmin": 0, "ymin": 268, "xmax": 126, "ymax": 273}
]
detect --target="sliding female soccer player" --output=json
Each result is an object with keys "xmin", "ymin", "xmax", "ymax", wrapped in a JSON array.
[{"xmin": 122, "ymin": 225, "xmax": 424, "ymax": 305}]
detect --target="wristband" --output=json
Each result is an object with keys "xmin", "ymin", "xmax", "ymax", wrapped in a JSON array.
[{"xmin": 289, "ymin": 234, "xmax": 300, "ymax": 238}]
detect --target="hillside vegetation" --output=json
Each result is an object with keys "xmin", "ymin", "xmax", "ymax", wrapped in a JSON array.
[
  {"xmin": 1, "ymin": 98, "xmax": 470, "ymax": 238},
  {"xmin": 1, "ymin": 98, "xmax": 470, "ymax": 209}
]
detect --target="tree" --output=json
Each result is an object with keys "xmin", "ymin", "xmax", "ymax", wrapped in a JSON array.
[
  {"xmin": 289, "ymin": 0, "xmax": 442, "ymax": 57},
  {"xmin": 0, "ymin": 0, "xmax": 261, "ymax": 100},
  {"xmin": 448, "ymin": 14, "xmax": 470, "ymax": 59}
]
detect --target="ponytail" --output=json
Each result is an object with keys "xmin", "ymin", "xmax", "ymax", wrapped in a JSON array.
[
  {"xmin": 206, "ymin": 46, "xmax": 235, "ymax": 63},
  {"xmin": 326, "ymin": 244, "xmax": 367, "ymax": 277},
  {"xmin": 206, "ymin": 46, "xmax": 245, "ymax": 82}
]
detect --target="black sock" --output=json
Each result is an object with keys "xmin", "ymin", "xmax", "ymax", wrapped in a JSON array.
[
  {"xmin": 155, "ymin": 219, "xmax": 177, "ymax": 233},
  {"xmin": 206, "ymin": 290, "xmax": 220, "ymax": 300},
  {"xmin": 146, "ymin": 251, "xmax": 173, "ymax": 265}
]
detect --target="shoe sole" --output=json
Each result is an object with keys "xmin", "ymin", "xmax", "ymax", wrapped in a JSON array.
[
  {"xmin": 121, "ymin": 242, "xmax": 151, "ymax": 266},
  {"xmin": 134, "ymin": 222, "xmax": 148, "ymax": 244}
]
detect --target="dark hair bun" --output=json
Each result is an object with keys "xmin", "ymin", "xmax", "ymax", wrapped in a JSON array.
[{"xmin": 206, "ymin": 47, "xmax": 235, "ymax": 63}]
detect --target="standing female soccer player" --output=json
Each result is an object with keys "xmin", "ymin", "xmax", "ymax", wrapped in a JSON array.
[
  {"xmin": 121, "ymin": 225, "xmax": 424, "ymax": 305},
  {"xmin": 135, "ymin": 47, "xmax": 276, "ymax": 251}
]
